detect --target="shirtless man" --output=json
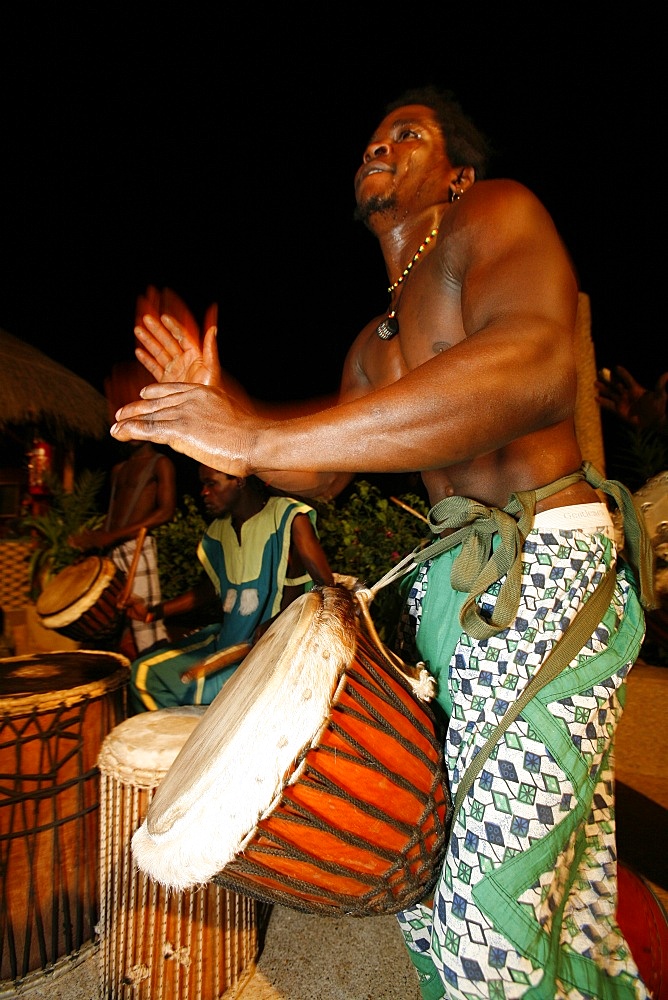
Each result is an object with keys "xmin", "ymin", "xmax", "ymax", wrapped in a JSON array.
[
  {"xmin": 71, "ymin": 439, "xmax": 176, "ymax": 653},
  {"xmin": 110, "ymin": 87, "xmax": 655, "ymax": 998}
]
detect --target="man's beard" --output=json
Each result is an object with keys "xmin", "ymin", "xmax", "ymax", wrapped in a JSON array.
[{"xmin": 353, "ymin": 193, "xmax": 397, "ymax": 226}]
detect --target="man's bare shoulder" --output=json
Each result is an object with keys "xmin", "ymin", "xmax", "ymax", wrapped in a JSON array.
[
  {"xmin": 154, "ymin": 451, "xmax": 175, "ymax": 470},
  {"xmin": 451, "ymin": 178, "xmax": 558, "ymax": 238},
  {"xmin": 466, "ymin": 176, "xmax": 544, "ymax": 206},
  {"xmin": 439, "ymin": 178, "xmax": 570, "ymax": 285}
]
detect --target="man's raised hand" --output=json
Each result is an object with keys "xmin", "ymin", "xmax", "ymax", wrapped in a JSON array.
[{"xmin": 135, "ymin": 314, "xmax": 222, "ymax": 386}]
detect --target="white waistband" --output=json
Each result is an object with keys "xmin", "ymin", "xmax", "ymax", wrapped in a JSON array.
[{"xmin": 532, "ymin": 503, "xmax": 614, "ymax": 539}]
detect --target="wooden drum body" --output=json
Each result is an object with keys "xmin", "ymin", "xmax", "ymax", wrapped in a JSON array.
[
  {"xmin": 0, "ymin": 651, "xmax": 129, "ymax": 986},
  {"xmin": 617, "ymin": 861, "xmax": 668, "ymax": 1000},
  {"xmin": 132, "ymin": 585, "xmax": 448, "ymax": 916},
  {"xmin": 97, "ymin": 707, "xmax": 261, "ymax": 1000},
  {"xmin": 36, "ymin": 556, "xmax": 127, "ymax": 645}
]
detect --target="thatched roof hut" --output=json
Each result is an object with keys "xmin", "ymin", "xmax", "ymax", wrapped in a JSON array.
[{"xmin": 0, "ymin": 328, "xmax": 110, "ymax": 442}]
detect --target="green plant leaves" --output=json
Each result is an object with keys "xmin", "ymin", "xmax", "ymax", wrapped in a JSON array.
[
  {"xmin": 19, "ymin": 468, "xmax": 105, "ymax": 598},
  {"xmin": 315, "ymin": 479, "xmax": 430, "ymax": 642}
]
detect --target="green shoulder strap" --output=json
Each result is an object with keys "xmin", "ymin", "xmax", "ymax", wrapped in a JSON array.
[{"xmin": 451, "ymin": 567, "xmax": 618, "ymax": 819}]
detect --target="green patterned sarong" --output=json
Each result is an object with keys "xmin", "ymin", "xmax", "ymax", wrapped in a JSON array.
[{"xmin": 396, "ymin": 507, "xmax": 650, "ymax": 999}]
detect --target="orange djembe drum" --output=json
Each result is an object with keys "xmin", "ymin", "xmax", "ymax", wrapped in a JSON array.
[
  {"xmin": 0, "ymin": 651, "xmax": 129, "ymax": 986},
  {"xmin": 97, "ymin": 707, "xmax": 262, "ymax": 1000},
  {"xmin": 131, "ymin": 583, "xmax": 448, "ymax": 916}
]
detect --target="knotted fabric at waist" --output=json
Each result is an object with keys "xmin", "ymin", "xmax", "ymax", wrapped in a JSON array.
[{"xmin": 368, "ymin": 462, "xmax": 657, "ymax": 641}]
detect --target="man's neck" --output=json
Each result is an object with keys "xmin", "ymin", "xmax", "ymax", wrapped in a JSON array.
[
  {"xmin": 372, "ymin": 210, "xmax": 445, "ymax": 280},
  {"xmin": 129, "ymin": 442, "xmax": 155, "ymax": 459},
  {"xmin": 232, "ymin": 491, "xmax": 269, "ymax": 530}
]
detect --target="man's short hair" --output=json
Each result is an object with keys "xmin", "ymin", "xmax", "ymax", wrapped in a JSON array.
[{"xmin": 385, "ymin": 86, "xmax": 492, "ymax": 179}]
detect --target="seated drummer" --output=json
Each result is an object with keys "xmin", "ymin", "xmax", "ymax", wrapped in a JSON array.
[{"xmin": 124, "ymin": 466, "xmax": 333, "ymax": 712}]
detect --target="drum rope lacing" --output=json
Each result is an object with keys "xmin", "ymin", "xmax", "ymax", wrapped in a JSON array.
[
  {"xmin": 212, "ymin": 637, "xmax": 448, "ymax": 917},
  {"xmin": 346, "ymin": 584, "xmax": 436, "ymax": 703}
]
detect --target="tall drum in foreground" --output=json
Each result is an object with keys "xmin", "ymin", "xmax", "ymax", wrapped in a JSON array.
[
  {"xmin": 0, "ymin": 651, "xmax": 129, "ymax": 987},
  {"xmin": 97, "ymin": 707, "xmax": 262, "ymax": 1000},
  {"xmin": 131, "ymin": 584, "xmax": 448, "ymax": 916}
]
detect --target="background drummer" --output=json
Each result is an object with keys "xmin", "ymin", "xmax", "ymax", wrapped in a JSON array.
[
  {"xmin": 70, "ymin": 439, "xmax": 176, "ymax": 655},
  {"xmin": 124, "ymin": 466, "xmax": 333, "ymax": 712}
]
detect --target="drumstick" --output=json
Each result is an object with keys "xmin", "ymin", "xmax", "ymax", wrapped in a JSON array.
[
  {"xmin": 390, "ymin": 496, "xmax": 429, "ymax": 524},
  {"xmin": 181, "ymin": 642, "xmax": 252, "ymax": 684},
  {"xmin": 117, "ymin": 526, "xmax": 147, "ymax": 608}
]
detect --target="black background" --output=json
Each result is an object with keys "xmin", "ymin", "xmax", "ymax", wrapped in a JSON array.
[{"xmin": 1, "ymin": 5, "xmax": 665, "ymax": 491}]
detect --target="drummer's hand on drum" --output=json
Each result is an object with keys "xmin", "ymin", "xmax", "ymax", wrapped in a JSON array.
[
  {"xmin": 122, "ymin": 594, "xmax": 150, "ymax": 622},
  {"xmin": 135, "ymin": 314, "xmax": 222, "ymax": 387}
]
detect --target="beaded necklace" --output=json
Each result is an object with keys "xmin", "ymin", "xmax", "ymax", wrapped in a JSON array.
[{"xmin": 375, "ymin": 228, "xmax": 439, "ymax": 340}]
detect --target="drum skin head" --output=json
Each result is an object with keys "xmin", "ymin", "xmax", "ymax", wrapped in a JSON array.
[
  {"xmin": 0, "ymin": 650, "xmax": 130, "ymax": 712},
  {"xmin": 97, "ymin": 707, "xmax": 207, "ymax": 787}
]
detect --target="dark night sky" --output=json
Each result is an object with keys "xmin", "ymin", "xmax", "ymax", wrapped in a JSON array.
[{"xmin": 1, "ymin": 6, "xmax": 665, "ymax": 484}]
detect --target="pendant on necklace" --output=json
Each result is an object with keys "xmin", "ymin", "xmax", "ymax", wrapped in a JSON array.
[
  {"xmin": 375, "ymin": 228, "xmax": 439, "ymax": 342},
  {"xmin": 376, "ymin": 315, "xmax": 399, "ymax": 340}
]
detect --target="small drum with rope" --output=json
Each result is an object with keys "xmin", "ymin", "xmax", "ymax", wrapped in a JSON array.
[
  {"xmin": 35, "ymin": 556, "xmax": 128, "ymax": 645},
  {"xmin": 0, "ymin": 650, "xmax": 129, "ymax": 987},
  {"xmin": 131, "ymin": 581, "xmax": 448, "ymax": 916},
  {"xmin": 97, "ymin": 706, "xmax": 263, "ymax": 1000}
]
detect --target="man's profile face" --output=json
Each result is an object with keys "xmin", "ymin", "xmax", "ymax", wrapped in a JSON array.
[
  {"xmin": 354, "ymin": 104, "xmax": 452, "ymax": 224},
  {"xmin": 199, "ymin": 467, "xmax": 239, "ymax": 518}
]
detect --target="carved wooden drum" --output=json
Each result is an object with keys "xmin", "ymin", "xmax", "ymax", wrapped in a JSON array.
[
  {"xmin": 131, "ymin": 584, "xmax": 448, "ymax": 916},
  {"xmin": 97, "ymin": 707, "xmax": 262, "ymax": 1000},
  {"xmin": 0, "ymin": 651, "xmax": 129, "ymax": 986},
  {"xmin": 35, "ymin": 556, "xmax": 127, "ymax": 645}
]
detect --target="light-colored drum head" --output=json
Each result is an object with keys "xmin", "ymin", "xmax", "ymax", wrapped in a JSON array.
[
  {"xmin": 36, "ymin": 557, "xmax": 120, "ymax": 628},
  {"xmin": 97, "ymin": 706, "xmax": 207, "ymax": 787}
]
